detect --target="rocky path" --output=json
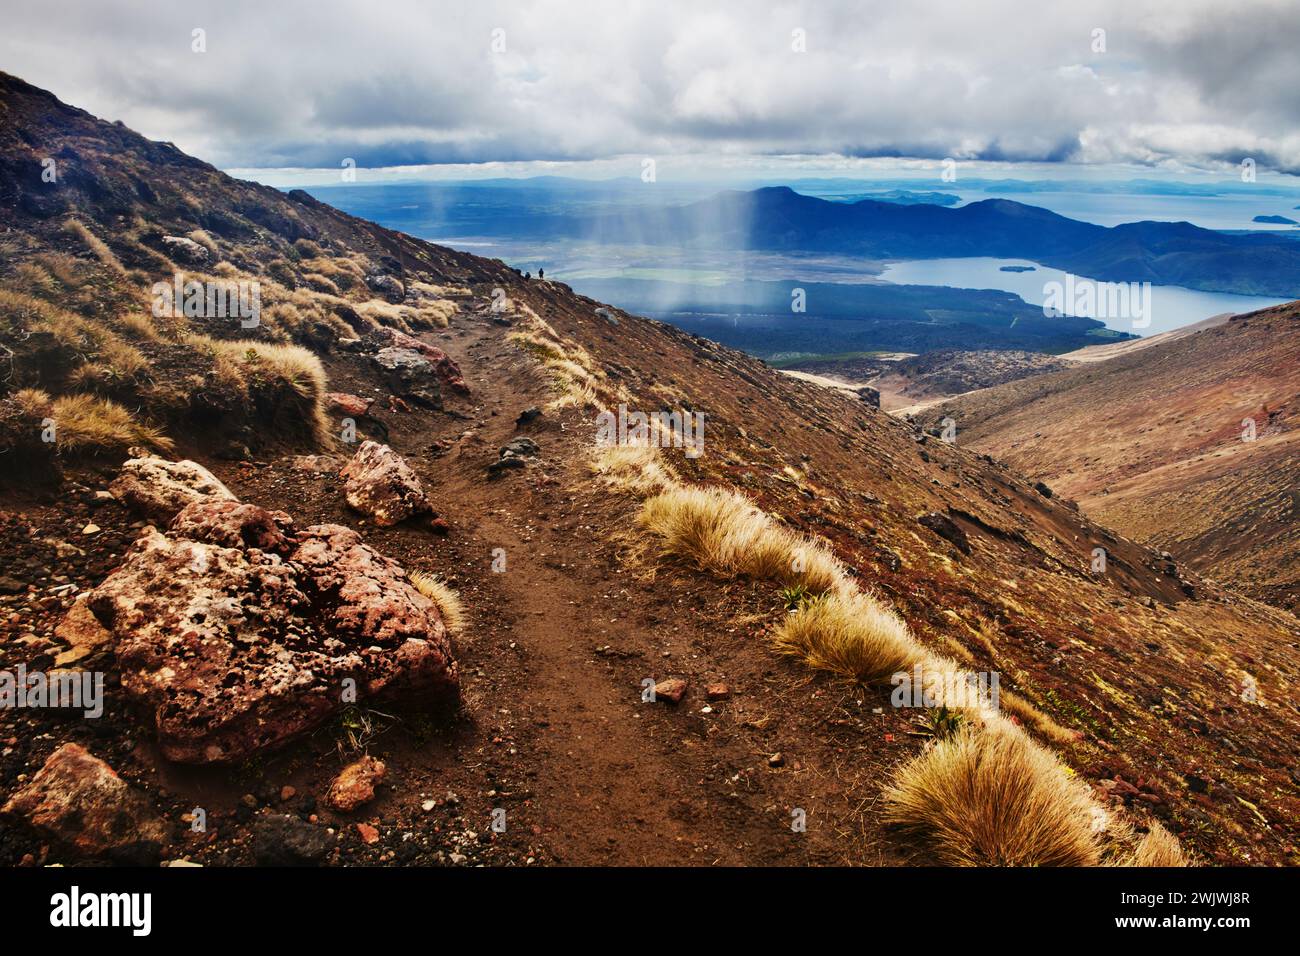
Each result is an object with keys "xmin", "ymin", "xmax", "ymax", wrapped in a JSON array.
[{"xmin": 2, "ymin": 292, "xmax": 909, "ymax": 867}]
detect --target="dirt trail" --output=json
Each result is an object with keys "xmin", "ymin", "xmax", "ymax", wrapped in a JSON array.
[{"xmin": 366, "ymin": 299, "xmax": 901, "ymax": 865}]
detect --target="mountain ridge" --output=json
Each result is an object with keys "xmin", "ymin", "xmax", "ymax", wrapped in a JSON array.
[
  {"xmin": 586, "ymin": 185, "xmax": 1300, "ymax": 297},
  {"xmin": 1, "ymin": 72, "xmax": 1297, "ymax": 868}
]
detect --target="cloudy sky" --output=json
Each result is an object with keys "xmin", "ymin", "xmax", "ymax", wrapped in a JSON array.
[{"xmin": 3, "ymin": 0, "xmax": 1299, "ymax": 180}]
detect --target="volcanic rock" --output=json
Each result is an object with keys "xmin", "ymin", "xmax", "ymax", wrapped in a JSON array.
[
  {"xmin": 252, "ymin": 813, "xmax": 332, "ymax": 866},
  {"xmin": 372, "ymin": 347, "xmax": 441, "ymax": 408},
  {"xmin": 84, "ymin": 503, "xmax": 458, "ymax": 764},
  {"xmin": 372, "ymin": 327, "xmax": 470, "ymax": 395},
  {"xmin": 653, "ymin": 678, "xmax": 688, "ymax": 704},
  {"xmin": 917, "ymin": 510, "xmax": 971, "ymax": 555},
  {"xmin": 340, "ymin": 440, "xmax": 432, "ymax": 526},
  {"xmin": 327, "ymin": 755, "xmax": 386, "ymax": 812},
  {"xmin": 110, "ymin": 454, "xmax": 237, "ymax": 522},
  {"xmin": 1, "ymin": 743, "xmax": 167, "ymax": 863},
  {"xmin": 326, "ymin": 392, "xmax": 373, "ymax": 417}
]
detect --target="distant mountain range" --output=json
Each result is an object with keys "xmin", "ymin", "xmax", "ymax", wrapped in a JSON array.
[{"xmin": 585, "ymin": 187, "xmax": 1300, "ymax": 297}]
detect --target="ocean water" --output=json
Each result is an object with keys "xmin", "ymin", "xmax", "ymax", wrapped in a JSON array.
[{"xmin": 878, "ymin": 258, "xmax": 1287, "ymax": 336}]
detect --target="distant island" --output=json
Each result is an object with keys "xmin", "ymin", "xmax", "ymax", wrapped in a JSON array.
[
  {"xmin": 1253, "ymin": 214, "xmax": 1298, "ymax": 225},
  {"xmin": 866, "ymin": 190, "xmax": 960, "ymax": 206},
  {"xmin": 999, "ymin": 264, "xmax": 1037, "ymax": 272}
]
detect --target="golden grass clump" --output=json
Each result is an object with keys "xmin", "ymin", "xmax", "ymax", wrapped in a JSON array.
[
  {"xmin": 415, "ymin": 298, "xmax": 456, "ymax": 328},
  {"xmin": 592, "ymin": 442, "xmax": 678, "ymax": 494},
  {"xmin": 638, "ymin": 485, "xmax": 846, "ymax": 594},
  {"xmin": 509, "ymin": 307, "xmax": 608, "ymax": 410},
  {"xmin": 116, "ymin": 313, "xmax": 163, "ymax": 342},
  {"xmin": 202, "ymin": 338, "xmax": 326, "ymax": 398},
  {"xmin": 356, "ymin": 299, "xmax": 416, "ymax": 333},
  {"xmin": 300, "ymin": 255, "xmax": 366, "ymax": 292},
  {"xmin": 0, "ymin": 289, "xmax": 147, "ymax": 382},
  {"xmin": 303, "ymin": 272, "xmax": 341, "ymax": 296},
  {"xmin": 410, "ymin": 571, "xmax": 466, "ymax": 635},
  {"xmin": 63, "ymin": 219, "xmax": 125, "ymax": 274},
  {"xmin": 67, "ymin": 337, "xmax": 149, "ymax": 388},
  {"xmin": 408, "ymin": 280, "xmax": 470, "ymax": 298},
  {"xmin": 772, "ymin": 591, "xmax": 923, "ymax": 683},
  {"xmin": 49, "ymin": 393, "xmax": 173, "ymax": 454},
  {"xmin": 884, "ymin": 717, "xmax": 1103, "ymax": 866},
  {"xmin": 12, "ymin": 262, "xmax": 60, "ymax": 298},
  {"xmin": 186, "ymin": 335, "xmax": 331, "ymax": 446},
  {"xmin": 187, "ymin": 229, "xmax": 219, "ymax": 258},
  {"xmin": 1124, "ymin": 822, "xmax": 1188, "ymax": 867},
  {"xmin": 998, "ymin": 689, "xmax": 1081, "ymax": 746}
]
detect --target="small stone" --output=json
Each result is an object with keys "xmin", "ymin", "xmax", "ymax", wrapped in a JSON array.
[
  {"xmin": 653, "ymin": 678, "xmax": 688, "ymax": 704},
  {"xmin": 81, "ymin": 523, "xmax": 100, "ymax": 535},
  {"xmin": 280, "ymin": 786, "xmax": 297, "ymax": 802},
  {"xmin": 356, "ymin": 822, "xmax": 380, "ymax": 845},
  {"xmin": 705, "ymin": 683, "xmax": 731, "ymax": 701},
  {"xmin": 327, "ymin": 756, "xmax": 386, "ymax": 812},
  {"xmin": 768, "ymin": 753, "xmax": 785, "ymax": 767},
  {"xmin": 251, "ymin": 814, "xmax": 330, "ymax": 866}
]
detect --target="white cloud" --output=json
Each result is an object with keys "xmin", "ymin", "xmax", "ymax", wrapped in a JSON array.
[{"xmin": 3, "ymin": 0, "xmax": 1299, "ymax": 173}]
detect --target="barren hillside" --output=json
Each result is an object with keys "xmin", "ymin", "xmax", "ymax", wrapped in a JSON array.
[
  {"xmin": 930, "ymin": 305, "xmax": 1300, "ymax": 613},
  {"xmin": 1, "ymin": 73, "xmax": 1297, "ymax": 868}
]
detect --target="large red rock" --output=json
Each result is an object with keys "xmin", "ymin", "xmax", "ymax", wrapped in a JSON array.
[
  {"xmin": 85, "ymin": 500, "xmax": 458, "ymax": 764},
  {"xmin": 110, "ymin": 454, "xmax": 237, "ymax": 522},
  {"xmin": 1, "ymin": 743, "xmax": 168, "ymax": 862},
  {"xmin": 340, "ymin": 440, "xmax": 431, "ymax": 526},
  {"xmin": 375, "ymin": 327, "xmax": 469, "ymax": 395}
]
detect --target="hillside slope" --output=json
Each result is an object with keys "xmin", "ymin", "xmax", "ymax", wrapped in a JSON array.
[
  {"xmin": 929, "ymin": 304, "xmax": 1300, "ymax": 613},
  {"xmin": 1, "ymin": 73, "xmax": 1297, "ymax": 867}
]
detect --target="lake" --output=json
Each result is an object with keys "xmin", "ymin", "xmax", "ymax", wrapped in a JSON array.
[{"xmin": 878, "ymin": 258, "xmax": 1287, "ymax": 336}]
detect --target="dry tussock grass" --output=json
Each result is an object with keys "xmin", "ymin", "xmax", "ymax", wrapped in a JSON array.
[
  {"xmin": 638, "ymin": 485, "xmax": 846, "ymax": 594},
  {"xmin": 300, "ymin": 254, "xmax": 367, "ymax": 292},
  {"xmin": 1124, "ymin": 822, "xmax": 1188, "ymax": 867},
  {"xmin": 773, "ymin": 591, "xmax": 924, "ymax": 682},
  {"xmin": 303, "ymin": 272, "xmax": 341, "ymax": 296},
  {"xmin": 187, "ymin": 335, "xmax": 331, "ymax": 446},
  {"xmin": 592, "ymin": 442, "xmax": 678, "ymax": 494},
  {"xmin": 618, "ymin": 443, "xmax": 1177, "ymax": 868},
  {"xmin": 509, "ymin": 306, "xmax": 607, "ymax": 410},
  {"xmin": 0, "ymin": 289, "xmax": 148, "ymax": 383},
  {"xmin": 187, "ymin": 229, "xmax": 219, "ymax": 258},
  {"xmin": 410, "ymin": 572, "xmax": 466, "ymax": 635},
  {"xmin": 884, "ymin": 717, "xmax": 1103, "ymax": 866},
  {"xmin": 46, "ymin": 392, "xmax": 173, "ymax": 454},
  {"xmin": 63, "ymin": 219, "xmax": 125, "ymax": 274}
]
